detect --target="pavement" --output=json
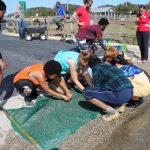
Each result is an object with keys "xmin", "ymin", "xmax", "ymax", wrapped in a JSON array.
[{"xmin": 0, "ymin": 31, "xmax": 150, "ymax": 150}]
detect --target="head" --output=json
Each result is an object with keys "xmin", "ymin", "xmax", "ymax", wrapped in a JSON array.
[
  {"xmin": 78, "ymin": 51, "xmax": 92, "ymax": 71},
  {"xmin": 0, "ymin": 1, "xmax": 6, "ymax": 20},
  {"xmin": 104, "ymin": 46, "xmax": 120, "ymax": 63},
  {"xmin": 88, "ymin": 57, "xmax": 102, "ymax": 68},
  {"xmin": 56, "ymin": 1, "xmax": 61, "ymax": 8},
  {"xmin": 111, "ymin": 55, "xmax": 129, "ymax": 66},
  {"xmin": 98, "ymin": 18, "xmax": 109, "ymax": 31},
  {"xmin": 83, "ymin": 0, "xmax": 93, "ymax": 8},
  {"xmin": 43, "ymin": 60, "xmax": 62, "ymax": 79},
  {"xmin": 138, "ymin": 5, "xmax": 146, "ymax": 16}
]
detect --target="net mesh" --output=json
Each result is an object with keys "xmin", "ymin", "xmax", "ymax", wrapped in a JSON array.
[{"xmin": 7, "ymin": 91, "xmax": 101, "ymax": 150}]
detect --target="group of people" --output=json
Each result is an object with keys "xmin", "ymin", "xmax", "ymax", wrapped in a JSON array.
[{"xmin": 0, "ymin": 0, "xmax": 150, "ymax": 122}]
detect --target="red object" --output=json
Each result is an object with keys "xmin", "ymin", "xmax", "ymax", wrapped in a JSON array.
[
  {"xmin": 75, "ymin": 24, "xmax": 102, "ymax": 40},
  {"xmin": 76, "ymin": 6, "xmax": 90, "ymax": 28},
  {"xmin": 137, "ymin": 12, "xmax": 150, "ymax": 32}
]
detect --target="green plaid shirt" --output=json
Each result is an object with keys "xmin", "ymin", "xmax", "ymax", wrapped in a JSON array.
[{"xmin": 92, "ymin": 64, "xmax": 133, "ymax": 91}]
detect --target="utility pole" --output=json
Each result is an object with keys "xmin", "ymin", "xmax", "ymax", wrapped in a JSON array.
[{"xmin": 66, "ymin": 0, "xmax": 69, "ymax": 11}]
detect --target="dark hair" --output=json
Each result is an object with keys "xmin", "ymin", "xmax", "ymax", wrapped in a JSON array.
[
  {"xmin": 139, "ymin": 5, "xmax": 146, "ymax": 10},
  {"xmin": 56, "ymin": 1, "xmax": 61, "ymax": 5},
  {"xmin": 111, "ymin": 55, "xmax": 129, "ymax": 66},
  {"xmin": 83, "ymin": 0, "xmax": 91, "ymax": 4},
  {"xmin": 88, "ymin": 57, "xmax": 101, "ymax": 68},
  {"xmin": 98, "ymin": 18, "xmax": 109, "ymax": 26},
  {"xmin": 43, "ymin": 60, "xmax": 62, "ymax": 75},
  {"xmin": 0, "ymin": 1, "xmax": 6, "ymax": 11}
]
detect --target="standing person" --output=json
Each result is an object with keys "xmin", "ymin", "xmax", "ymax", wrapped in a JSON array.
[
  {"xmin": 83, "ymin": 57, "xmax": 133, "ymax": 121},
  {"xmin": 136, "ymin": 5, "xmax": 150, "ymax": 63},
  {"xmin": 13, "ymin": 60, "xmax": 72, "ymax": 105},
  {"xmin": 15, "ymin": 4, "xmax": 25, "ymax": 39},
  {"xmin": 75, "ymin": 18, "xmax": 109, "ymax": 55},
  {"xmin": 53, "ymin": 1, "xmax": 66, "ymax": 31},
  {"xmin": 54, "ymin": 50, "xmax": 93, "ymax": 91},
  {"xmin": 0, "ymin": 0, "xmax": 7, "ymax": 86},
  {"xmin": 72, "ymin": 0, "xmax": 93, "ymax": 29}
]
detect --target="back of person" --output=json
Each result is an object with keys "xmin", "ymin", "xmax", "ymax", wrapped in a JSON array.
[
  {"xmin": 75, "ymin": 24, "xmax": 102, "ymax": 40},
  {"xmin": 13, "ymin": 64, "xmax": 44, "ymax": 85},
  {"xmin": 54, "ymin": 50, "xmax": 79, "ymax": 74},
  {"xmin": 92, "ymin": 63, "xmax": 132, "ymax": 91},
  {"xmin": 75, "ymin": 6, "xmax": 90, "ymax": 28},
  {"xmin": 56, "ymin": 5, "xmax": 65, "ymax": 16}
]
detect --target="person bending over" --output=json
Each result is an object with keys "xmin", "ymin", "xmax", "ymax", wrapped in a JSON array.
[
  {"xmin": 54, "ymin": 50, "xmax": 93, "ymax": 91},
  {"xmin": 75, "ymin": 18, "xmax": 109, "ymax": 55},
  {"xmin": 111, "ymin": 55, "xmax": 150, "ymax": 107},
  {"xmin": 13, "ymin": 60, "xmax": 72, "ymax": 105},
  {"xmin": 83, "ymin": 57, "xmax": 133, "ymax": 121}
]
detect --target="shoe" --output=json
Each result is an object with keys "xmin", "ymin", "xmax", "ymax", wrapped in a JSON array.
[
  {"xmin": 117, "ymin": 105, "xmax": 126, "ymax": 113},
  {"xmin": 126, "ymin": 98, "xmax": 144, "ymax": 108},
  {"xmin": 56, "ymin": 27, "xmax": 60, "ymax": 30},
  {"xmin": 25, "ymin": 101, "xmax": 34, "ymax": 107},
  {"xmin": 142, "ymin": 60, "xmax": 147, "ymax": 63},
  {"xmin": 102, "ymin": 111, "xmax": 120, "ymax": 121},
  {"xmin": 23, "ymin": 86, "xmax": 32, "ymax": 96}
]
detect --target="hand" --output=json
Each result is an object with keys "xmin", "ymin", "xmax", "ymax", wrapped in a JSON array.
[
  {"xmin": 78, "ymin": 22, "xmax": 85, "ymax": 26},
  {"xmin": 0, "ymin": 60, "xmax": 7, "ymax": 70},
  {"xmin": 62, "ymin": 95, "xmax": 71, "ymax": 102},
  {"xmin": 145, "ymin": 24, "xmax": 150, "ymax": 28},
  {"xmin": 66, "ymin": 92, "xmax": 72, "ymax": 99}
]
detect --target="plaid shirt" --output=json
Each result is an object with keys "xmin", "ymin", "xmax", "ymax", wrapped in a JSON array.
[{"xmin": 92, "ymin": 64, "xmax": 133, "ymax": 91}]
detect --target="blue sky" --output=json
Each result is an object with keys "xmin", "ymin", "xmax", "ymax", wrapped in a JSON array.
[{"xmin": 4, "ymin": 0, "xmax": 150, "ymax": 14}]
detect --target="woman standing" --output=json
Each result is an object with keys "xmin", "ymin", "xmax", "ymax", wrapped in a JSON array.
[{"xmin": 136, "ymin": 5, "xmax": 150, "ymax": 63}]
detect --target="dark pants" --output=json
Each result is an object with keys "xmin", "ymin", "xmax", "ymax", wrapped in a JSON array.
[
  {"xmin": 53, "ymin": 16, "xmax": 64, "ymax": 28},
  {"xmin": 136, "ymin": 31, "xmax": 149, "ymax": 60},
  {"xmin": 18, "ymin": 20, "xmax": 26, "ymax": 39},
  {"xmin": 14, "ymin": 79, "xmax": 38, "ymax": 101}
]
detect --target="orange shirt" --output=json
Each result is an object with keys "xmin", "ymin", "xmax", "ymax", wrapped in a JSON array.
[{"xmin": 13, "ymin": 64, "xmax": 45, "ymax": 85}]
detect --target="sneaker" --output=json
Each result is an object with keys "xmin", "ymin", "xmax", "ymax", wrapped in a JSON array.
[
  {"xmin": 102, "ymin": 111, "xmax": 120, "ymax": 121},
  {"xmin": 126, "ymin": 98, "xmax": 144, "ymax": 108},
  {"xmin": 25, "ymin": 101, "xmax": 34, "ymax": 107},
  {"xmin": 23, "ymin": 86, "xmax": 32, "ymax": 96},
  {"xmin": 142, "ymin": 60, "xmax": 147, "ymax": 63},
  {"xmin": 117, "ymin": 105, "xmax": 126, "ymax": 113}
]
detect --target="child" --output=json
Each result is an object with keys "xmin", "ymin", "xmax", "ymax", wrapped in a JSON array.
[
  {"xmin": 54, "ymin": 50, "xmax": 93, "ymax": 91},
  {"xmin": 13, "ymin": 60, "xmax": 72, "ymax": 105},
  {"xmin": 83, "ymin": 57, "xmax": 133, "ymax": 121}
]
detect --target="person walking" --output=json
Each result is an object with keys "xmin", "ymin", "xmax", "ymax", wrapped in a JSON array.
[
  {"xmin": 72, "ymin": 0, "xmax": 93, "ymax": 29},
  {"xmin": 136, "ymin": 5, "xmax": 150, "ymax": 63},
  {"xmin": 53, "ymin": 1, "xmax": 66, "ymax": 31}
]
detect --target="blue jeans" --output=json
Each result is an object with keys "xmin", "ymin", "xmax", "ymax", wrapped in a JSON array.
[{"xmin": 18, "ymin": 20, "xmax": 26, "ymax": 39}]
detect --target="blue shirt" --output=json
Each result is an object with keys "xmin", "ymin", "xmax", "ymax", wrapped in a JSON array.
[
  {"xmin": 119, "ymin": 65, "xmax": 142, "ymax": 77},
  {"xmin": 92, "ymin": 64, "xmax": 133, "ymax": 91},
  {"xmin": 56, "ymin": 5, "xmax": 65, "ymax": 16}
]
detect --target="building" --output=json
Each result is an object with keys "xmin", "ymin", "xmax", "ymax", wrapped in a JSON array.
[{"xmin": 92, "ymin": 6, "xmax": 115, "ymax": 19}]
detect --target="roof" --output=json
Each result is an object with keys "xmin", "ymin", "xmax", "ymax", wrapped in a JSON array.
[{"xmin": 92, "ymin": 6, "xmax": 115, "ymax": 13}]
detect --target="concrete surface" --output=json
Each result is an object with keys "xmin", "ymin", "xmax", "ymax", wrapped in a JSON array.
[{"xmin": 0, "ymin": 32, "xmax": 150, "ymax": 150}]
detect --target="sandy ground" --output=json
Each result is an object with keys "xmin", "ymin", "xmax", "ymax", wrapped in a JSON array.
[{"xmin": 0, "ymin": 32, "xmax": 150, "ymax": 150}]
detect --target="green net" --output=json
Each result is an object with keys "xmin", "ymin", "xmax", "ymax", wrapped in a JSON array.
[{"xmin": 7, "ymin": 91, "xmax": 101, "ymax": 150}]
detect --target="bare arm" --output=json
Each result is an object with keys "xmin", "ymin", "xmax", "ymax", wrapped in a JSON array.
[
  {"xmin": 68, "ymin": 59, "xmax": 84, "ymax": 91},
  {"xmin": 98, "ymin": 35, "xmax": 107, "ymax": 51},
  {"xmin": 72, "ymin": 11, "xmax": 85, "ymax": 26},
  {"xmin": 33, "ymin": 71, "xmax": 68, "ymax": 100}
]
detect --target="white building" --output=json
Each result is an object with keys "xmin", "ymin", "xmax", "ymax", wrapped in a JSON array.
[{"xmin": 92, "ymin": 6, "xmax": 115, "ymax": 19}]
